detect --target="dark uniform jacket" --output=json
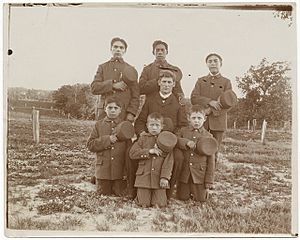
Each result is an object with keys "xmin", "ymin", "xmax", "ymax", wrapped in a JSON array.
[
  {"xmin": 139, "ymin": 60, "xmax": 184, "ymax": 100},
  {"xmin": 129, "ymin": 133, "xmax": 174, "ymax": 189},
  {"xmin": 134, "ymin": 92, "xmax": 188, "ymax": 135},
  {"xmin": 176, "ymin": 126, "xmax": 215, "ymax": 184},
  {"xmin": 191, "ymin": 73, "xmax": 232, "ymax": 131},
  {"xmin": 87, "ymin": 117, "xmax": 126, "ymax": 180},
  {"xmin": 91, "ymin": 57, "xmax": 140, "ymax": 119}
]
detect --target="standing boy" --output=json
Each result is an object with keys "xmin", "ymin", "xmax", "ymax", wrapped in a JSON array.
[
  {"xmin": 191, "ymin": 53, "xmax": 233, "ymax": 163},
  {"xmin": 91, "ymin": 37, "xmax": 140, "ymax": 121},
  {"xmin": 87, "ymin": 97, "xmax": 127, "ymax": 196},
  {"xmin": 129, "ymin": 112, "xmax": 174, "ymax": 207},
  {"xmin": 176, "ymin": 105, "xmax": 215, "ymax": 202},
  {"xmin": 139, "ymin": 40, "xmax": 184, "ymax": 102}
]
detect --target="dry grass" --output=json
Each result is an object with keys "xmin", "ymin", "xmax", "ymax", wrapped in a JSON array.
[{"xmin": 6, "ymin": 112, "xmax": 293, "ymax": 235}]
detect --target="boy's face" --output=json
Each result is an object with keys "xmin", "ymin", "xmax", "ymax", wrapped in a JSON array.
[
  {"xmin": 146, "ymin": 118, "xmax": 162, "ymax": 136},
  {"xmin": 154, "ymin": 44, "xmax": 167, "ymax": 61},
  {"xmin": 111, "ymin": 41, "xmax": 126, "ymax": 58},
  {"xmin": 158, "ymin": 77, "xmax": 175, "ymax": 95},
  {"xmin": 104, "ymin": 102, "xmax": 121, "ymax": 119},
  {"xmin": 206, "ymin": 55, "xmax": 222, "ymax": 75},
  {"xmin": 189, "ymin": 112, "xmax": 206, "ymax": 129}
]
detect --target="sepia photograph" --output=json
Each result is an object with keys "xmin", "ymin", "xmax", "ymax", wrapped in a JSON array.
[{"xmin": 3, "ymin": 1, "xmax": 297, "ymax": 238}]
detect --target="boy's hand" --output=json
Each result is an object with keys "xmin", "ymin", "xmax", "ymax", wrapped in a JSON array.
[
  {"xmin": 205, "ymin": 183, "xmax": 214, "ymax": 190},
  {"xmin": 140, "ymin": 131, "xmax": 147, "ymax": 136},
  {"xmin": 186, "ymin": 141, "xmax": 196, "ymax": 149},
  {"xmin": 126, "ymin": 113, "xmax": 135, "ymax": 122},
  {"xmin": 149, "ymin": 148, "xmax": 162, "ymax": 156},
  {"xmin": 113, "ymin": 81, "xmax": 127, "ymax": 91},
  {"xmin": 160, "ymin": 178, "xmax": 169, "ymax": 189},
  {"xmin": 110, "ymin": 134, "xmax": 118, "ymax": 143},
  {"xmin": 208, "ymin": 100, "xmax": 222, "ymax": 111}
]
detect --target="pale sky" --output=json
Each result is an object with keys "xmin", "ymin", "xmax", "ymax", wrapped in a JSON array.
[{"xmin": 4, "ymin": 3, "xmax": 297, "ymax": 98}]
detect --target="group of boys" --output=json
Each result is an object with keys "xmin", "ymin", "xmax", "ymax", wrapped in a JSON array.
[{"xmin": 87, "ymin": 37, "xmax": 235, "ymax": 208}]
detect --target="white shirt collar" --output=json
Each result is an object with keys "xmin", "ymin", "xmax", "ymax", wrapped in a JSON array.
[
  {"xmin": 159, "ymin": 91, "xmax": 172, "ymax": 99},
  {"xmin": 209, "ymin": 71, "xmax": 220, "ymax": 77}
]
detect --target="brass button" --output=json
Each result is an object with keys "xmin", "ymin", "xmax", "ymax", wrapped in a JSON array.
[{"xmin": 190, "ymin": 163, "xmax": 193, "ymax": 166}]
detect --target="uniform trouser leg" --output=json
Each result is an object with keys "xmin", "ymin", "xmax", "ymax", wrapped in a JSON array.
[
  {"xmin": 177, "ymin": 181, "xmax": 191, "ymax": 201},
  {"xmin": 126, "ymin": 140, "xmax": 138, "ymax": 199},
  {"xmin": 136, "ymin": 188, "xmax": 151, "ymax": 207},
  {"xmin": 97, "ymin": 179, "xmax": 112, "ymax": 195},
  {"xmin": 209, "ymin": 130, "xmax": 224, "ymax": 162},
  {"xmin": 151, "ymin": 189, "xmax": 167, "ymax": 207},
  {"xmin": 191, "ymin": 183, "xmax": 208, "ymax": 202},
  {"xmin": 167, "ymin": 148, "xmax": 184, "ymax": 199},
  {"xmin": 112, "ymin": 179, "xmax": 124, "ymax": 196}
]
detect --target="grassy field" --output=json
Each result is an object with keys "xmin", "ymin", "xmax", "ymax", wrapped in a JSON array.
[{"xmin": 6, "ymin": 111, "xmax": 294, "ymax": 236}]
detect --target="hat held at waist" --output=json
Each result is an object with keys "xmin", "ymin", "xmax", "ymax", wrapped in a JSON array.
[
  {"xmin": 157, "ymin": 131, "xmax": 177, "ymax": 153},
  {"xmin": 219, "ymin": 89, "xmax": 238, "ymax": 109},
  {"xmin": 196, "ymin": 136, "xmax": 218, "ymax": 156},
  {"xmin": 115, "ymin": 121, "xmax": 135, "ymax": 141}
]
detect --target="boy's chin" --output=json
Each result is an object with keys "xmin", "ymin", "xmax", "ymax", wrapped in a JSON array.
[{"xmin": 149, "ymin": 131, "xmax": 160, "ymax": 136}]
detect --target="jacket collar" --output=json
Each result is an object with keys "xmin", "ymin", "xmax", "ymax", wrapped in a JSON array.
[
  {"xmin": 207, "ymin": 73, "xmax": 222, "ymax": 79},
  {"xmin": 188, "ymin": 125, "xmax": 206, "ymax": 133},
  {"xmin": 110, "ymin": 57, "xmax": 124, "ymax": 63},
  {"xmin": 104, "ymin": 116, "xmax": 122, "ymax": 125},
  {"xmin": 153, "ymin": 91, "xmax": 175, "ymax": 106},
  {"xmin": 154, "ymin": 59, "xmax": 168, "ymax": 67}
]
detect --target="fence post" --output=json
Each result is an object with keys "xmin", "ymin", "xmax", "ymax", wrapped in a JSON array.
[
  {"xmin": 247, "ymin": 120, "xmax": 250, "ymax": 130},
  {"xmin": 261, "ymin": 119, "xmax": 267, "ymax": 144},
  {"xmin": 253, "ymin": 119, "xmax": 257, "ymax": 132},
  {"xmin": 233, "ymin": 121, "xmax": 236, "ymax": 129},
  {"xmin": 32, "ymin": 109, "xmax": 40, "ymax": 144}
]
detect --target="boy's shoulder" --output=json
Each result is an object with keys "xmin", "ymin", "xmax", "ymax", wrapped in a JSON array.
[{"xmin": 200, "ymin": 128, "xmax": 213, "ymax": 137}]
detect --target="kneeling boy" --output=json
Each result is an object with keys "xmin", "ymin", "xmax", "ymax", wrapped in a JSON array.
[
  {"xmin": 129, "ymin": 112, "xmax": 174, "ymax": 207},
  {"xmin": 87, "ymin": 97, "xmax": 126, "ymax": 196},
  {"xmin": 176, "ymin": 105, "xmax": 215, "ymax": 202}
]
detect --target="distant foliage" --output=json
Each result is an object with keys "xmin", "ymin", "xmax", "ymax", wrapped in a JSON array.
[
  {"xmin": 8, "ymin": 87, "xmax": 53, "ymax": 101},
  {"xmin": 52, "ymin": 84, "xmax": 97, "ymax": 119},
  {"xmin": 233, "ymin": 58, "xmax": 292, "ymax": 128}
]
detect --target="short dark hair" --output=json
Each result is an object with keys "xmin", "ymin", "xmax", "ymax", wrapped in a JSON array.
[
  {"xmin": 104, "ymin": 96, "xmax": 122, "ymax": 108},
  {"xmin": 147, "ymin": 112, "xmax": 164, "ymax": 123},
  {"xmin": 111, "ymin": 37, "xmax": 128, "ymax": 50},
  {"xmin": 205, "ymin": 53, "xmax": 222, "ymax": 63},
  {"xmin": 159, "ymin": 69, "xmax": 176, "ymax": 81},
  {"xmin": 152, "ymin": 40, "xmax": 168, "ymax": 54},
  {"xmin": 187, "ymin": 104, "xmax": 207, "ymax": 116}
]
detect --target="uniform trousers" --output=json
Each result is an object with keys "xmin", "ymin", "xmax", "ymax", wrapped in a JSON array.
[
  {"xmin": 177, "ymin": 177, "xmax": 208, "ymax": 202},
  {"xmin": 96, "ymin": 179, "xmax": 124, "ymax": 196},
  {"xmin": 166, "ymin": 148, "xmax": 184, "ymax": 199},
  {"xmin": 136, "ymin": 188, "xmax": 167, "ymax": 207}
]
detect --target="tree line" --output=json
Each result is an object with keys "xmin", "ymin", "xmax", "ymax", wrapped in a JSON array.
[{"xmin": 21, "ymin": 58, "xmax": 290, "ymax": 128}]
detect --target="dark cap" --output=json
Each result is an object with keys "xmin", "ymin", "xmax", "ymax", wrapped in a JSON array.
[
  {"xmin": 152, "ymin": 40, "xmax": 168, "ymax": 54},
  {"xmin": 111, "ymin": 37, "xmax": 128, "ymax": 50},
  {"xmin": 205, "ymin": 53, "xmax": 222, "ymax": 63}
]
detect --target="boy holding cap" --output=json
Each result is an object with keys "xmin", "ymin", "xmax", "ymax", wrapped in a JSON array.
[
  {"xmin": 87, "ymin": 97, "xmax": 128, "ymax": 196},
  {"xmin": 191, "ymin": 53, "xmax": 235, "ymax": 163},
  {"xmin": 176, "ymin": 105, "xmax": 216, "ymax": 202},
  {"xmin": 129, "ymin": 112, "xmax": 174, "ymax": 207}
]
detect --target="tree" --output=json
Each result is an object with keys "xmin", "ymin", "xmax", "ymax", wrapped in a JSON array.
[
  {"xmin": 52, "ymin": 84, "xmax": 97, "ymax": 119},
  {"xmin": 236, "ymin": 58, "xmax": 292, "ymax": 128}
]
